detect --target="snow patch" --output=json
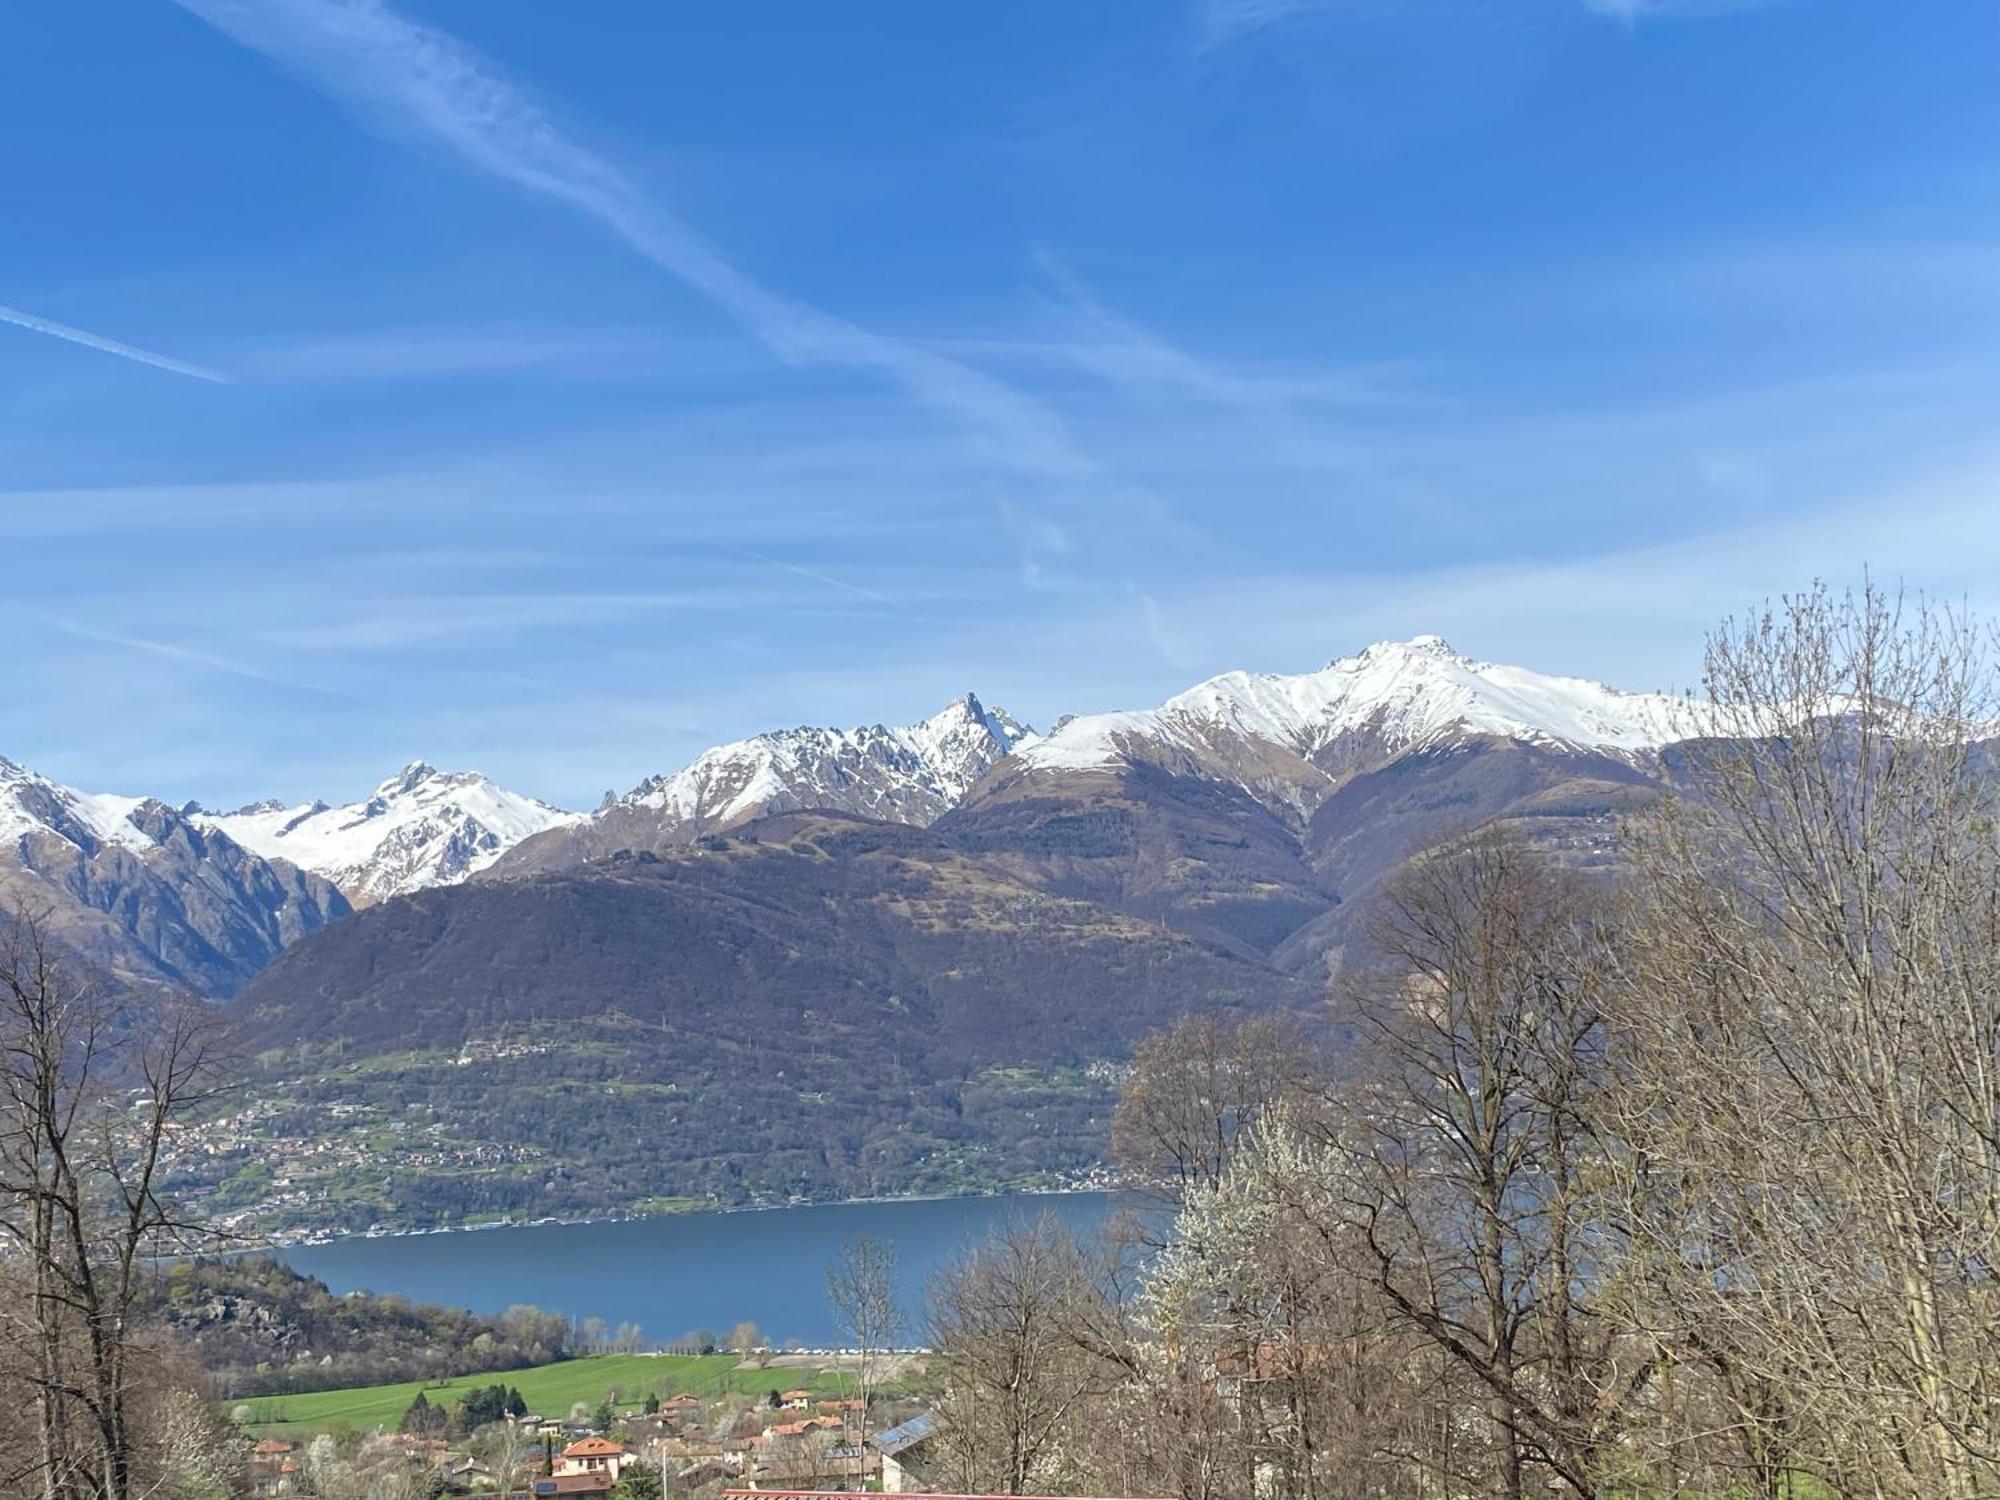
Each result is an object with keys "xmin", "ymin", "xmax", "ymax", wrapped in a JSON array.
[
  {"xmin": 620, "ymin": 692, "xmax": 1036, "ymax": 830},
  {"xmin": 196, "ymin": 762, "xmax": 581, "ymax": 903},
  {"xmin": 1020, "ymin": 637, "xmax": 1708, "ymax": 773}
]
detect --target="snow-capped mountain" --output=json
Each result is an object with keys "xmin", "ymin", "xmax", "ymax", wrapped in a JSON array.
[
  {"xmin": 195, "ymin": 763, "xmax": 581, "ymax": 907},
  {"xmin": 0, "ymin": 754, "xmax": 349, "ymax": 996},
  {"xmin": 627, "ymin": 692, "xmax": 1036, "ymax": 828},
  {"xmin": 1002, "ymin": 636, "xmax": 1704, "ymax": 825},
  {"xmin": 1, "ymin": 753, "xmax": 163, "ymax": 857},
  {"xmin": 496, "ymin": 692, "xmax": 1036, "ymax": 875}
]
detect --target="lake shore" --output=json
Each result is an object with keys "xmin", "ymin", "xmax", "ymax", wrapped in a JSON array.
[
  {"xmin": 247, "ymin": 1176, "xmax": 1124, "ymax": 1250},
  {"xmin": 269, "ymin": 1191, "xmax": 1126, "ymax": 1347}
]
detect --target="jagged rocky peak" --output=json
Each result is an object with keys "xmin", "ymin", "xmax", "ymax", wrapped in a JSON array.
[
  {"xmin": 1, "ymin": 752, "xmax": 161, "ymax": 856},
  {"xmin": 1349, "ymin": 632, "xmax": 1460, "ymax": 664},
  {"xmin": 195, "ymin": 763, "xmax": 581, "ymax": 906},
  {"xmin": 387, "ymin": 760, "xmax": 439, "ymax": 795},
  {"xmin": 494, "ymin": 692, "xmax": 1041, "ymax": 876},
  {"xmin": 0, "ymin": 749, "xmax": 350, "ymax": 996},
  {"xmin": 618, "ymin": 691, "xmax": 1038, "ymax": 829}
]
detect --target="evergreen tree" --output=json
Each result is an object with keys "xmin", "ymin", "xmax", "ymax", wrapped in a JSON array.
[
  {"xmin": 399, "ymin": 1391, "xmax": 444, "ymax": 1436},
  {"xmin": 613, "ymin": 1462, "xmax": 665, "ymax": 1500}
]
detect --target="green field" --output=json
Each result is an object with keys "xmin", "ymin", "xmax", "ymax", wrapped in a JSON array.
[{"xmin": 235, "ymin": 1354, "xmax": 850, "ymax": 1439}]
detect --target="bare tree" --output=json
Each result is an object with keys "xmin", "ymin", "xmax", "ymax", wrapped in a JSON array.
[
  {"xmin": 1331, "ymin": 830, "xmax": 1647, "ymax": 1500},
  {"xmin": 825, "ymin": 1234, "xmax": 903, "ymax": 1450},
  {"xmin": 0, "ymin": 910, "xmax": 228, "ymax": 1500},
  {"xmin": 1111, "ymin": 1013, "xmax": 1323, "ymax": 1208},
  {"xmin": 905, "ymin": 584, "xmax": 2000, "ymax": 1500},
  {"xmin": 1607, "ymin": 584, "xmax": 2000, "ymax": 1498},
  {"xmin": 725, "ymin": 1320, "xmax": 767, "ymax": 1361},
  {"xmin": 927, "ymin": 1216, "xmax": 1120, "ymax": 1495}
]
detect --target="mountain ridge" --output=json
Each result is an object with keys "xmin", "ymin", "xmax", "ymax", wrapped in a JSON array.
[
  {"xmin": 166, "ymin": 636, "xmax": 1717, "ymax": 1230},
  {"xmin": 192, "ymin": 761, "xmax": 579, "ymax": 906},
  {"xmin": 0, "ymin": 755, "xmax": 349, "ymax": 997},
  {"xmin": 494, "ymin": 690, "xmax": 1037, "ymax": 876},
  {"xmin": 995, "ymin": 635, "xmax": 1703, "ymax": 827}
]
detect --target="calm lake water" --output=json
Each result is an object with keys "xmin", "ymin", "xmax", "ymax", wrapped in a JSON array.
[{"xmin": 276, "ymin": 1193, "xmax": 1122, "ymax": 1348}]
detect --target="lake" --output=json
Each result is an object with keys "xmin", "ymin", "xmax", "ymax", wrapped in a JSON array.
[{"xmin": 276, "ymin": 1193, "xmax": 1122, "ymax": 1348}]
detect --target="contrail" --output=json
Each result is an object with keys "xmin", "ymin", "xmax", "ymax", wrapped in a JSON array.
[
  {"xmin": 0, "ymin": 303, "xmax": 231, "ymax": 384},
  {"xmin": 173, "ymin": 0, "xmax": 1081, "ymax": 474},
  {"xmin": 717, "ymin": 543, "xmax": 906, "ymax": 609}
]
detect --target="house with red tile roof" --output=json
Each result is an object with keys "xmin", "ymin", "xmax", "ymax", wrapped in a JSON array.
[{"xmin": 554, "ymin": 1435, "xmax": 632, "ymax": 1482}]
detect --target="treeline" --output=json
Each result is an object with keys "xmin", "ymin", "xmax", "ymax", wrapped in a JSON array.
[
  {"xmin": 922, "ymin": 587, "xmax": 2000, "ymax": 1500},
  {"xmin": 147, "ymin": 1256, "xmax": 580, "ymax": 1398},
  {"xmin": 395, "ymin": 1383, "xmax": 526, "ymax": 1438}
]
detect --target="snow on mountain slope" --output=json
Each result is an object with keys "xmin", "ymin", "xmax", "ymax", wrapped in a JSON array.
[
  {"xmin": 494, "ymin": 693, "xmax": 1037, "ymax": 875},
  {"xmin": 1020, "ymin": 636, "xmax": 1704, "ymax": 775},
  {"xmin": 625, "ymin": 692, "xmax": 1037, "ymax": 828},
  {"xmin": 0, "ymin": 753, "xmax": 350, "ymax": 996},
  {"xmin": 1, "ymin": 753, "xmax": 166, "ymax": 855},
  {"xmin": 197, "ymin": 763, "xmax": 580, "ymax": 906}
]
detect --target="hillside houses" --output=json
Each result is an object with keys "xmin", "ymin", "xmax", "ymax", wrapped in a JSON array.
[{"xmin": 235, "ymin": 1377, "xmax": 934, "ymax": 1496}]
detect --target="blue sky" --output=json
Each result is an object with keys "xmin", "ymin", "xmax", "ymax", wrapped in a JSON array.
[{"xmin": 6, "ymin": 0, "xmax": 2000, "ymax": 808}]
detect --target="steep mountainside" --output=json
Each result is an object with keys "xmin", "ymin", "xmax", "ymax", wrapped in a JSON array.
[
  {"xmin": 166, "ymin": 636, "xmax": 1717, "ymax": 1233},
  {"xmin": 194, "ymin": 761, "xmax": 579, "ymax": 906},
  {"xmin": 208, "ymin": 812, "xmax": 1308, "ymax": 1231},
  {"xmin": 0, "ymin": 755, "xmax": 349, "ymax": 997},
  {"xmin": 938, "ymin": 639, "xmax": 1693, "ymax": 966},
  {"xmin": 497, "ymin": 692, "xmax": 1035, "ymax": 875},
  {"xmin": 995, "ymin": 636, "xmax": 1700, "ymax": 825},
  {"xmin": 942, "ymin": 762, "xmax": 1341, "ymax": 962},
  {"xmin": 1271, "ymin": 737, "xmax": 1662, "ymax": 976}
]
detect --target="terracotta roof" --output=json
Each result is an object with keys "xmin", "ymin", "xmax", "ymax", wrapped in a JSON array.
[
  {"xmin": 251, "ymin": 1439, "xmax": 295, "ymax": 1455},
  {"xmin": 561, "ymin": 1436, "xmax": 626, "ymax": 1458}
]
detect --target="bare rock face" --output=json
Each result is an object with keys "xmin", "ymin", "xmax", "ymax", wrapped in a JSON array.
[
  {"xmin": 193, "ymin": 762, "xmax": 581, "ymax": 906},
  {"xmin": 0, "ymin": 755, "xmax": 350, "ymax": 998},
  {"xmin": 1, "ymin": 636, "xmax": 1701, "ymax": 1009},
  {"xmin": 494, "ymin": 692, "xmax": 1037, "ymax": 876}
]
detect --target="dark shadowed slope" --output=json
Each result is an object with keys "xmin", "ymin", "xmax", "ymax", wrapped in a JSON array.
[{"xmin": 210, "ymin": 814, "xmax": 1313, "ymax": 1227}]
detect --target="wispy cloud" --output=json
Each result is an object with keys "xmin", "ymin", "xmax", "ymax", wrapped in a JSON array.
[
  {"xmin": 30, "ymin": 613, "xmax": 345, "ymax": 696},
  {"xmin": 997, "ymin": 502, "xmax": 1073, "ymax": 590},
  {"xmin": 712, "ymin": 545, "xmax": 909, "ymax": 611},
  {"xmin": 1197, "ymin": 0, "xmax": 1787, "ymax": 47},
  {"xmin": 253, "ymin": 591, "xmax": 763, "ymax": 651},
  {"xmin": 1582, "ymin": 0, "xmax": 1795, "ymax": 20},
  {"xmin": 0, "ymin": 303, "xmax": 231, "ymax": 383},
  {"xmin": 241, "ymin": 325, "xmax": 674, "ymax": 384},
  {"xmin": 174, "ymin": 0, "xmax": 1085, "ymax": 476},
  {"xmin": 1195, "ymin": 0, "xmax": 1333, "ymax": 51},
  {"xmin": 1025, "ymin": 250, "xmax": 1415, "ymax": 413}
]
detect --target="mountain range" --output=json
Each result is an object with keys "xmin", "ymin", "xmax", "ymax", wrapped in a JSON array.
[
  {"xmin": 0, "ymin": 754, "xmax": 348, "ymax": 997},
  {"xmin": 3, "ymin": 639, "xmax": 1703, "ymax": 952},
  {"xmin": 5, "ymin": 638, "xmax": 1715, "ymax": 1230},
  {"xmin": 192, "ymin": 762, "xmax": 580, "ymax": 906},
  {"xmin": 495, "ymin": 691, "xmax": 1037, "ymax": 875}
]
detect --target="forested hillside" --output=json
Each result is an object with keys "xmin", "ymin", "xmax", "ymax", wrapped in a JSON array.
[{"xmin": 147, "ymin": 1258, "xmax": 577, "ymax": 1399}]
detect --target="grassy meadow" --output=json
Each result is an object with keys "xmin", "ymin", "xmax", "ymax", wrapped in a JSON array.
[{"xmin": 236, "ymin": 1353, "xmax": 851, "ymax": 1438}]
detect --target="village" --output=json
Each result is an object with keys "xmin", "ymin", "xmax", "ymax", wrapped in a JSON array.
[{"xmin": 243, "ymin": 1364, "xmax": 948, "ymax": 1498}]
